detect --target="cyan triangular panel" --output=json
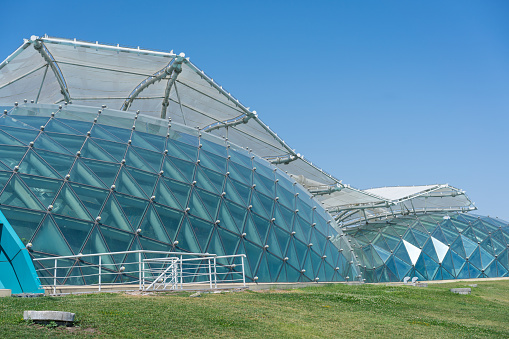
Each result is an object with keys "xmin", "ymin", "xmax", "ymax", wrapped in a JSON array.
[
  {"xmin": 45, "ymin": 132, "xmax": 86, "ymax": 154},
  {"xmin": 80, "ymin": 158, "xmax": 119, "ymax": 187},
  {"xmin": 19, "ymin": 150, "xmax": 61, "ymax": 179},
  {"xmin": 32, "ymin": 149, "xmax": 74, "ymax": 177},
  {"xmin": 80, "ymin": 139, "xmax": 117, "ymax": 162},
  {"xmin": 154, "ymin": 204, "xmax": 183, "ymax": 241},
  {"xmin": 161, "ymin": 157, "xmax": 188, "ymax": 183},
  {"xmin": 188, "ymin": 215, "xmax": 213, "ymax": 252},
  {"xmin": 115, "ymin": 167, "xmax": 147, "ymax": 199},
  {"xmin": 18, "ymin": 174, "xmax": 62, "ymax": 208},
  {"xmin": 132, "ymin": 146, "xmax": 163, "ymax": 172},
  {"xmin": 92, "ymin": 139, "xmax": 127, "ymax": 162},
  {"xmin": 0, "ymin": 145, "xmax": 27, "ymax": 169},
  {"xmin": 175, "ymin": 217, "xmax": 200, "ymax": 253},
  {"xmin": 69, "ymin": 159, "xmax": 108, "ymax": 188},
  {"xmin": 0, "ymin": 126, "xmax": 39, "ymax": 145},
  {"xmin": 115, "ymin": 193, "xmax": 148, "ymax": 230},
  {"xmin": 154, "ymin": 179, "xmax": 182, "ymax": 209}
]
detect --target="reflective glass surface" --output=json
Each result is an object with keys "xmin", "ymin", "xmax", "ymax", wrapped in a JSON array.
[{"xmin": 0, "ymin": 104, "xmax": 358, "ymax": 284}]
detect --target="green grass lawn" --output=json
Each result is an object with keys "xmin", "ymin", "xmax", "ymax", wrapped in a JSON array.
[{"xmin": 1, "ymin": 280, "xmax": 508, "ymax": 338}]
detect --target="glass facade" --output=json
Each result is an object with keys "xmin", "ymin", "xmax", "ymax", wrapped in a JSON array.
[
  {"xmin": 0, "ymin": 103, "xmax": 358, "ymax": 284},
  {"xmin": 345, "ymin": 213, "xmax": 509, "ymax": 282}
]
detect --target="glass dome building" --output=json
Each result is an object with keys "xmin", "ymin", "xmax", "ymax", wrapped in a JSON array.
[{"xmin": 0, "ymin": 36, "xmax": 506, "ymax": 291}]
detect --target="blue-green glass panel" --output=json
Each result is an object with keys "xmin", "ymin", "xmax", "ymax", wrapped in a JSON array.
[
  {"xmin": 53, "ymin": 215, "xmax": 93, "ymax": 254},
  {"xmin": 44, "ymin": 119, "xmax": 82, "ymax": 135},
  {"xmin": 207, "ymin": 229, "xmax": 226, "ymax": 257},
  {"xmin": 99, "ymin": 225, "xmax": 134, "ymax": 255},
  {"xmin": 250, "ymin": 192, "xmax": 269, "ymax": 219},
  {"xmin": 80, "ymin": 158, "xmax": 119, "ymax": 187},
  {"xmin": 11, "ymin": 116, "xmax": 50, "ymax": 129},
  {"xmin": 255, "ymin": 172, "xmax": 276, "ymax": 197},
  {"xmin": 0, "ymin": 129, "xmax": 24, "ymax": 146},
  {"xmin": 243, "ymin": 214, "xmax": 262, "ymax": 245},
  {"xmin": 195, "ymin": 167, "xmax": 220, "ymax": 194},
  {"xmin": 461, "ymin": 235, "xmax": 478, "ymax": 257},
  {"xmin": 19, "ymin": 174, "xmax": 62, "ymax": 208},
  {"xmin": 163, "ymin": 178, "xmax": 190, "ymax": 209},
  {"xmin": 231, "ymin": 179, "xmax": 251, "ymax": 206},
  {"xmin": 188, "ymin": 215, "xmax": 213, "ymax": 251},
  {"xmin": 126, "ymin": 167, "xmax": 158, "ymax": 197},
  {"xmin": 161, "ymin": 157, "xmax": 187, "ymax": 183},
  {"xmin": 224, "ymin": 179, "xmax": 246, "ymax": 206},
  {"xmin": 32, "ymin": 216, "xmax": 72, "ymax": 256},
  {"xmin": 138, "ymin": 205, "xmax": 171, "ymax": 243},
  {"xmin": 56, "ymin": 118, "xmax": 93, "ymax": 135},
  {"xmin": 52, "ymin": 184, "xmax": 92, "ymax": 221},
  {"xmin": 174, "ymin": 140, "xmax": 198, "ymax": 162},
  {"xmin": 115, "ymin": 168, "xmax": 147, "ymax": 199},
  {"xmin": 228, "ymin": 161, "xmax": 252, "ymax": 185},
  {"xmin": 201, "ymin": 139, "xmax": 227, "ymax": 158},
  {"xmin": 266, "ymin": 226, "xmax": 282, "ymax": 258},
  {"xmin": 201, "ymin": 167, "xmax": 225, "ymax": 194},
  {"xmin": 19, "ymin": 150, "xmax": 61, "ymax": 179},
  {"xmin": 115, "ymin": 194, "xmax": 147, "ymax": 230},
  {"xmin": 80, "ymin": 139, "xmax": 117, "ymax": 162},
  {"xmin": 97, "ymin": 124, "xmax": 132, "ymax": 143},
  {"xmin": 81, "ymin": 226, "xmax": 109, "ymax": 259},
  {"xmin": 0, "ymin": 175, "xmax": 45, "ymax": 211},
  {"xmin": 99, "ymin": 194, "xmax": 133, "ymax": 232},
  {"xmin": 69, "ymin": 160, "xmax": 107, "ymax": 188},
  {"xmin": 175, "ymin": 218, "xmax": 200, "ymax": 253},
  {"xmin": 154, "ymin": 179, "xmax": 181, "ymax": 209},
  {"xmin": 217, "ymin": 228, "xmax": 240, "ymax": 256},
  {"xmin": 168, "ymin": 157, "xmax": 195, "ymax": 183},
  {"xmin": 0, "ymin": 145, "xmax": 27, "ymax": 169},
  {"xmin": 32, "ymin": 149, "xmax": 74, "ymax": 177},
  {"xmin": 45, "ymin": 132, "xmax": 86, "ymax": 154},
  {"xmin": 0, "ymin": 126, "xmax": 39, "ymax": 145},
  {"xmin": 132, "ymin": 146, "xmax": 163, "ymax": 172},
  {"xmin": 67, "ymin": 183, "xmax": 108, "ymax": 220},
  {"xmin": 154, "ymin": 204, "xmax": 183, "ymax": 241},
  {"xmin": 92, "ymin": 139, "xmax": 127, "ymax": 162},
  {"xmin": 216, "ymin": 201, "xmax": 240, "ymax": 234}
]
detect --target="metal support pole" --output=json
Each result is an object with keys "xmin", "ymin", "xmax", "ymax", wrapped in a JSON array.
[
  {"xmin": 180, "ymin": 255, "xmax": 183, "ymax": 290},
  {"xmin": 138, "ymin": 252, "xmax": 142, "ymax": 291},
  {"xmin": 53, "ymin": 259, "xmax": 57, "ymax": 295},
  {"xmin": 98, "ymin": 256, "xmax": 102, "ymax": 292},
  {"xmin": 213, "ymin": 257, "xmax": 217, "ymax": 289},
  {"xmin": 241, "ymin": 256, "xmax": 246, "ymax": 287},
  {"xmin": 208, "ymin": 259, "xmax": 213, "ymax": 289}
]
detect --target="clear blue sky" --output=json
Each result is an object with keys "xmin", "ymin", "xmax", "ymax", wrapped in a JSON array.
[{"xmin": 2, "ymin": 1, "xmax": 508, "ymax": 219}]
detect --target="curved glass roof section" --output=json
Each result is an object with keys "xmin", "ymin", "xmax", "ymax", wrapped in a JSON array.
[{"xmin": 0, "ymin": 36, "xmax": 476, "ymax": 230}]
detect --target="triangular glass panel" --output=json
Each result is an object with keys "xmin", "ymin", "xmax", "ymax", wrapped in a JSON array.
[
  {"xmin": 80, "ymin": 158, "xmax": 119, "ymax": 187},
  {"xmin": 230, "ymin": 179, "xmax": 251, "ymax": 206},
  {"xmin": 154, "ymin": 204, "xmax": 184, "ymax": 241},
  {"xmin": 162, "ymin": 178, "xmax": 191, "ymax": 209},
  {"xmin": 126, "ymin": 167, "xmax": 158, "ymax": 197},
  {"xmin": 207, "ymin": 228, "xmax": 226, "ymax": 257},
  {"xmin": 130, "ymin": 132, "xmax": 159, "ymax": 152},
  {"xmin": 165, "ymin": 139, "xmax": 189, "ymax": 159},
  {"xmin": 468, "ymin": 247, "xmax": 482, "ymax": 270},
  {"xmin": 175, "ymin": 217, "xmax": 200, "ymax": 253},
  {"xmin": 188, "ymin": 189, "xmax": 213, "ymax": 221},
  {"xmin": 45, "ymin": 132, "xmax": 86, "ymax": 154},
  {"xmin": 99, "ymin": 225, "xmax": 134, "ymax": 255},
  {"xmin": 0, "ymin": 145, "xmax": 27, "ymax": 169},
  {"xmin": 203, "ymin": 151, "xmax": 227, "ymax": 173},
  {"xmin": 89, "ymin": 124, "xmax": 122, "ymax": 142},
  {"xmin": 461, "ymin": 235, "xmax": 478, "ymax": 258},
  {"xmin": 217, "ymin": 228, "xmax": 240, "ymax": 256},
  {"xmin": 18, "ymin": 174, "xmax": 62, "ymax": 208},
  {"xmin": 92, "ymin": 139, "xmax": 127, "ymax": 162},
  {"xmin": 188, "ymin": 215, "xmax": 213, "ymax": 252},
  {"xmin": 68, "ymin": 160, "xmax": 108, "ymax": 188},
  {"xmin": 168, "ymin": 157, "xmax": 195, "ymax": 183},
  {"xmin": 115, "ymin": 193, "xmax": 148, "ymax": 230},
  {"xmin": 0, "ymin": 175, "xmax": 45, "ymax": 211},
  {"xmin": 228, "ymin": 161, "xmax": 252, "ymax": 185},
  {"xmin": 479, "ymin": 246, "xmax": 494, "ymax": 270},
  {"xmin": 81, "ymin": 226, "xmax": 109, "ymax": 258},
  {"xmin": 11, "ymin": 116, "xmax": 50, "ymax": 129},
  {"xmin": 195, "ymin": 166, "xmax": 220, "ymax": 194},
  {"xmin": 0, "ymin": 126, "xmax": 39, "ymax": 145},
  {"xmin": 173, "ymin": 140, "xmax": 198, "ymax": 162},
  {"xmin": 80, "ymin": 139, "xmax": 117, "ymax": 162},
  {"xmin": 18, "ymin": 149, "xmax": 61, "ymax": 179},
  {"xmin": 99, "ymin": 194, "xmax": 133, "ymax": 232},
  {"xmin": 223, "ymin": 178, "xmax": 246, "ymax": 207},
  {"xmin": 96, "ymin": 124, "xmax": 132, "ymax": 143},
  {"xmin": 153, "ymin": 179, "xmax": 182, "ymax": 209},
  {"xmin": 197, "ymin": 150, "xmax": 221, "ymax": 173},
  {"xmin": 252, "ymin": 213, "xmax": 270, "ymax": 245},
  {"xmin": 138, "ymin": 204, "xmax": 171, "ymax": 243},
  {"xmin": 200, "ymin": 168, "xmax": 224, "ymax": 195},
  {"xmin": 132, "ymin": 146, "xmax": 164, "ymax": 172},
  {"xmin": 56, "ymin": 118, "xmax": 93, "ymax": 135},
  {"xmin": 53, "ymin": 215, "xmax": 93, "ymax": 254},
  {"xmin": 32, "ymin": 149, "xmax": 74, "ymax": 177},
  {"xmin": 114, "ymin": 167, "xmax": 147, "ymax": 199},
  {"xmin": 276, "ymin": 186, "xmax": 295, "ymax": 210},
  {"xmin": 31, "ymin": 215, "xmax": 72, "ymax": 256},
  {"xmin": 243, "ymin": 214, "xmax": 262, "ymax": 246},
  {"xmin": 266, "ymin": 226, "xmax": 282, "ymax": 258},
  {"xmin": 0, "ymin": 129, "xmax": 24, "ymax": 146},
  {"xmin": 250, "ymin": 192, "xmax": 269, "ymax": 219},
  {"xmin": 52, "ymin": 184, "xmax": 93, "ymax": 221},
  {"xmin": 44, "ymin": 119, "xmax": 83, "ymax": 135}
]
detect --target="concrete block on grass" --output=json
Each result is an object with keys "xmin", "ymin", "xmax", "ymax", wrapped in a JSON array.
[
  {"xmin": 450, "ymin": 288, "xmax": 471, "ymax": 295},
  {"xmin": 24, "ymin": 310, "xmax": 75, "ymax": 326}
]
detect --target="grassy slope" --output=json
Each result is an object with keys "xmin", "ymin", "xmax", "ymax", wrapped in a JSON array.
[{"xmin": 1, "ymin": 281, "xmax": 508, "ymax": 338}]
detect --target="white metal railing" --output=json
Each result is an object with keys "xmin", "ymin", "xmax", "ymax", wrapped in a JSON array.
[{"xmin": 33, "ymin": 250, "xmax": 246, "ymax": 294}]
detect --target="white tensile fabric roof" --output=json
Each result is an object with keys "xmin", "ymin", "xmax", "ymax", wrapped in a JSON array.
[{"xmin": 0, "ymin": 36, "xmax": 476, "ymax": 227}]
